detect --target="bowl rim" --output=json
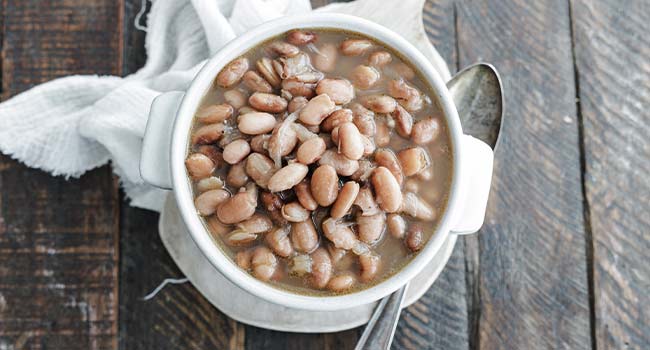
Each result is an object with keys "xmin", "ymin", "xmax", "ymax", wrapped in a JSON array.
[{"xmin": 170, "ymin": 13, "xmax": 466, "ymax": 311}]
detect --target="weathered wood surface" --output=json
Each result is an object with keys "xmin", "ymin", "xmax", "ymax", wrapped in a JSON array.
[
  {"xmin": 456, "ymin": 0, "xmax": 592, "ymax": 349},
  {"xmin": 0, "ymin": 1, "xmax": 120, "ymax": 349},
  {"xmin": 571, "ymin": 0, "xmax": 650, "ymax": 348}
]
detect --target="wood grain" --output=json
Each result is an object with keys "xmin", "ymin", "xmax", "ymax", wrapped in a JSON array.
[
  {"xmin": 571, "ymin": 0, "xmax": 650, "ymax": 348},
  {"xmin": 456, "ymin": 0, "xmax": 592, "ymax": 348},
  {"xmin": 0, "ymin": 1, "xmax": 121, "ymax": 349}
]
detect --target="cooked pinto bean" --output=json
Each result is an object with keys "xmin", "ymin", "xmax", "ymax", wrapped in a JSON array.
[
  {"xmin": 299, "ymin": 94, "xmax": 336, "ymax": 125},
  {"xmin": 288, "ymin": 96, "xmax": 308, "ymax": 113},
  {"xmin": 357, "ymin": 212, "xmax": 386, "ymax": 244},
  {"xmin": 368, "ymin": 51, "xmax": 392, "ymax": 67},
  {"xmin": 310, "ymin": 164, "xmax": 339, "ymax": 206},
  {"xmin": 238, "ymin": 112, "xmax": 277, "ymax": 135},
  {"xmin": 397, "ymin": 147, "xmax": 430, "ymax": 176},
  {"xmin": 353, "ymin": 186, "xmax": 381, "ymax": 216},
  {"xmin": 392, "ymin": 62, "xmax": 416, "ymax": 80},
  {"xmin": 207, "ymin": 216, "xmax": 232, "ymax": 236},
  {"xmin": 338, "ymin": 122, "xmax": 364, "ymax": 160},
  {"xmin": 243, "ymin": 71, "xmax": 273, "ymax": 93},
  {"xmin": 236, "ymin": 249, "xmax": 253, "ymax": 270},
  {"xmin": 350, "ymin": 160, "xmax": 376, "ymax": 182},
  {"xmin": 267, "ymin": 163, "xmax": 309, "ymax": 192},
  {"xmin": 196, "ymin": 176, "xmax": 224, "ymax": 192},
  {"xmin": 406, "ymin": 224, "xmax": 425, "ymax": 251},
  {"xmin": 225, "ymin": 229, "xmax": 258, "ymax": 246},
  {"xmin": 287, "ymin": 30, "xmax": 317, "ymax": 45},
  {"xmin": 296, "ymin": 137, "xmax": 326, "ymax": 164},
  {"xmin": 375, "ymin": 119, "xmax": 391, "ymax": 147},
  {"xmin": 186, "ymin": 153, "xmax": 215, "ymax": 179},
  {"xmin": 217, "ymin": 57, "xmax": 249, "ymax": 87},
  {"xmin": 267, "ymin": 41, "xmax": 300, "ymax": 57},
  {"xmin": 371, "ymin": 167, "xmax": 402, "ymax": 213},
  {"xmin": 266, "ymin": 226, "xmax": 293, "ymax": 257},
  {"xmin": 400, "ymin": 192, "xmax": 436, "ymax": 221},
  {"xmin": 330, "ymin": 181, "xmax": 360, "ymax": 219},
  {"xmin": 328, "ymin": 273, "xmax": 356, "ymax": 292},
  {"xmin": 360, "ymin": 134, "xmax": 376, "ymax": 156},
  {"xmin": 282, "ymin": 78, "xmax": 316, "ymax": 98},
  {"xmin": 316, "ymin": 78, "xmax": 354, "ymax": 105},
  {"xmin": 249, "ymin": 135, "xmax": 270, "ymax": 154},
  {"xmin": 359, "ymin": 253, "xmax": 381, "ymax": 282},
  {"xmin": 351, "ymin": 65, "xmax": 380, "ymax": 89},
  {"xmin": 237, "ymin": 213, "xmax": 273, "ymax": 234},
  {"xmin": 227, "ymin": 162, "xmax": 249, "ymax": 188},
  {"xmin": 282, "ymin": 202, "xmax": 310, "ymax": 222},
  {"xmin": 192, "ymin": 123, "xmax": 225, "ymax": 145},
  {"xmin": 249, "ymin": 92, "xmax": 287, "ymax": 113},
  {"xmin": 374, "ymin": 148, "xmax": 404, "ymax": 185},
  {"xmin": 257, "ymin": 57, "xmax": 282, "ymax": 88},
  {"xmin": 251, "ymin": 247, "xmax": 278, "ymax": 281},
  {"xmin": 391, "ymin": 105, "xmax": 414, "ymax": 137},
  {"xmin": 261, "ymin": 191, "xmax": 287, "ymax": 226},
  {"xmin": 321, "ymin": 109, "xmax": 353, "ymax": 132},
  {"xmin": 245, "ymin": 152, "xmax": 276, "ymax": 189},
  {"xmin": 411, "ymin": 118, "xmax": 441, "ymax": 145},
  {"xmin": 196, "ymin": 103, "xmax": 233, "ymax": 123},
  {"xmin": 223, "ymin": 139, "xmax": 251, "ymax": 165},
  {"xmin": 351, "ymin": 104, "xmax": 376, "ymax": 137},
  {"xmin": 268, "ymin": 119, "xmax": 298, "ymax": 163},
  {"xmin": 223, "ymin": 89, "xmax": 248, "ymax": 109},
  {"xmin": 291, "ymin": 220, "xmax": 319, "ymax": 253},
  {"xmin": 310, "ymin": 248, "xmax": 332, "ymax": 289},
  {"xmin": 197, "ymin": 145, "xmax": 225, "ymax": 167},
  {"xmin": 295, "ymin": 180, "xmax": 319, "ymax": 211},
  {"xmin": 387, "ymin": 214, "xmax": 407, "ymax": 239},
  {"xmin": 322, "ymin": 218, "xmax": 358, "ymax": 250},
  {"xmin": 217, "ymin": 185, "xmax": 257, "ymax": 224},
  {"xmin": 361, "ymin": 95, "xmax": 398, "ymax": 114},
  {"xmin": 194, "ymin": 189, "xmax": 230, "ymax": 216},
  {"xmin": 318, "ymin": 149, "xmax": 359, "ymax": 176},
  {"xmin": 313, "ymin": 43, "xmax": 338, "ymax": 72},
  {"xmin": 340, "ymin": 39, "xmax": 373, "ymax": 56}
]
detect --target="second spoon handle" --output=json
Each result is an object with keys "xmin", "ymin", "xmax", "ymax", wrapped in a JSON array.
[{"xmin": 354, "ymin": 284, "xmax": 408, "ymax": 350}]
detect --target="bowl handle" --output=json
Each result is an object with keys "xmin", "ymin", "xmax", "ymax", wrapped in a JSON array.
[
  {"xmin": 139, "ymin": 91, "xmax": 185, "ymax": 190},
  {"xmin": 450, "ymin": 135, "xmax": 494, "ymax": 235}
]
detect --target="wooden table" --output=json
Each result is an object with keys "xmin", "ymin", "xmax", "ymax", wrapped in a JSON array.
[{"xmin": 1, "ymin": 0, "xmax": 648, "ymax": 349}]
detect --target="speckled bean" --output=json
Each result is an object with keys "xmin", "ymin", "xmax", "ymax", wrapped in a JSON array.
[
  {"xmin": 337, "ymin": 122, "xmax": 364, "ymax": 161},
  {"xmin": 411, "ymin": 118, "xmax": 441, "ymax": 145},
  {"xmin": 257, "ymin": 57, "xmax": 282, "ymax": 88},
  {"xmin": 243, "ymin": 71, "xmax": 273, "ymax": 93},
  {"xmin": 361, "ymin": 95, "xmax": 397, "ymax": 114},
  {"xmin": 217, "ymin": 186, "xmax": 257, "ymax": 224},
  {"xmin": 313, "ymin": 43, "xmax": 338, "ymax": 72},
  {"xmin": 316, "ymin": 78, "xmax": 354, "ymax": 105},
  {"xmin": 340, "ymin": 39, "xmax": 373, "ymax": 56},
  {"xmin": 374, "ymin": 148, "xmax": 404, "ymax": 185},
  {"xmin": 368, "ymin": 51, "xmax": 392, "ymax": 67},
  {"xmin": 405, "ymin": 224, "xmax": 424, "ymax": 251},
  {"xmin": 217, "ymin": 57, "xmax": 249, "ymax": 88},
  {"xmin": 237, "ymin": 213, "xmax": 273, "ymax": 234},
  {"xmin": 387, "ymin": 214, "xmax": 407, "ymax": 239},
  {"xmin": 321, "ymin": 109, "xmax": 353, "ymax": 132},
  {"xmin": 359, "ymin": 253, "xmax": 381, "ymax": 282},
  {"xmin": 287, "ymin": 30, "xmax": 317, "ymax": 45},
  {"xmin": 192, "ymin": 123, "xmax": 225, "ymax": 145},
  {"xmin": 245, "ymin": 153, "xmax": 276, "ymax": 189},
  {"xmin": 299, "ymin": 94, "xmax": 336, "ymax": 125},
  {"xmin": 267, "ymin": 41, "xmax": 300, "ymax": 57},
  {"xmin": 351, "ymin": 65, "xmax": 380, "ymax": 89},
  {"xmin": 249, "ymin": 92, "xmax": 287, "ymax": 113},
  {"xmin": 400, "ymin": 192, "xmax": 436, "ymax": 221},
  {"xmin": 327, "ymin": 273, "xmax": 356, "ymax": 292}
]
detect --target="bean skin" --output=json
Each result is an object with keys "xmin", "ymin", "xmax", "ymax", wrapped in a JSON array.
[
  {"xmin": 299, "ymin": 94, "xmax": 336, "ymax": 126},
  {"xmin": 310, "ymin": 165, "xmax": 339, "ymax": 206},
  {"xmin": 192, "ymin": 123, "xmax": 225, "ymax": 145},
  {"xmin": 217, "ymin": 186, "xmax": 257, "ymax": 224},
  {"xmin": 357, "ymin": 212, "xmax": 386, "ymax": 244},
  {"xmin": 310, "ymin": 248, "xmax": 333, "ymax": 289},
  {"xmin": 227, "ymin": 162, "xmax": 249, "ymax": 188},
  {"xmin": 411, "ymin": 118, "xmax": 441, "ymax": 145},
  {"xmin": 295, "ymin": 180, "xmax": 319, "ymax": 211},
  {"xmin": 185, "ymin": 153, "xmax": 215, "ymax": 180},
  {"xmin": 397, "ymin": 147, "xmax": 430, "ymax": 176},
  {"xmin": 245, "ymin": 152, "xmax": 276, "ymax": 189},
  {"xmin": 196, "ymin": 103, "xmax": 233, "ymax": 123},
  {"xmin": 406, "ymin": 224, "xmax": 425, "ymax": 251},
  {"xmin": 217, "ymin": 57, "xmax": 249, "ymax": 88},
  {"xmin": 318, "ymin": 149, "xmax": 360, "ymax": 176},
  {"xmin": 374, "ymin": 148, "xmax": 404, "ymax": 185},
  {"xmin": 194, "ymin": 189, "xmax": 230, "ymax": 216},
  {"xmin": 267, "ymin": 163, "xmax": 309, "ymax": 192},
  {"xmin": 266, "ymin": 226, "xmax": 294, "ymax": 258},
  {"xmin": 330, "ymin": 181, "xmax": 360, "ymax": 219},
  {"xmin": 387, "ymin": 214, "xmax": 407, "ymax": 239},
  {"xmin": 367, "ymin": 51, "xmax": 392, "ymax": 67},
  {"xmin": 291, "ymin": 220, "xmax": 319, "ymax": 253},
  {"xmin": 338, "ymin": 122, "xmax": 364, "ymax": 161},
  {"xmin": 359, "ymin": 253, "xmax": 381, "ymax": 282},
  {"xmin": 353, "ymin": 186, "xmax": 381, "ymax": 216},
  {"xmin": 361, "ymin": 95, "xmax": 398, "ymax": 114},
  {"xmin": 281, "ymin": 202, "xmax": 310, "ymax": 222},
  {"xmin": 340, "ymin": 39, "xmax": 373, "ymax": 56},
  {"xmin": 322, "ymin": 218, "xmax": 358, "ymax": 250},
  {"xmin": 371, "ymin": 167, "xmax": 402, "ymax": 213},
  {"xmin": 316, "ymin": 78, "xmax": 354, "ymax": 105},
  {"xmin": 224, "ymin": 89, "xmax": 248, "ymax": 109},
  {"xmin": 222, "ymin": 139, "xmax": 251, "ymax": 165},
  {"xmin": 287, "ymin": 30, "xmax": 317, "ymax": 45},
  {"xmin": 237, "ymin": 213, "xmax": 273, "ymax": 234},
  {"xmin": 249, "ymin": 92, "xmax": 287, "ymax": 113},
  {"xmin": 242, "ymin": 71, "xmax": 273, "ymax": 93},
  {"xmin": 351, "ymin": 65, "xmax": 380, "ymax": 89},
  {"xmin": 321, "ymin": 109, "xmax": 353, "ymax": 132},
  {"xmin": 327, "ymin": 273, "xmax": 356, "ymax": 292},
  {"xmin": 313, "ymin": 43, "xmax": 338, "ymax": 72},
  {"xmin": 251, "ymin": 246, "xmax": 278, "ymax": 281},
  {"xmin": 238, "ymin": 112, "xmax": 277, "ymax": 135}
]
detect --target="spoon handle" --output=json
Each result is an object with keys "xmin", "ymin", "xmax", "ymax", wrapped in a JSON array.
[{"xmin": 354, "ymin": 284, "xmax": 408, "ymax": 350}]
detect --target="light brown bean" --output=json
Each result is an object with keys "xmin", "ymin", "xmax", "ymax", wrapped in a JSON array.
[
  {"xmin": 310, "ymin": 248, "xmax": 332, "ymax": 289},
  {"xmin": 291, "ymin": 220, "xmax": 319, "ymax": 253},
  {"xmin": 357, "ymin": 212, "xmax": 386, "ymax": 244},
  {"xmin": 196, "ymin": 176, "xmax": 224, "ymax": 192},
  {"xmin": 238, "ymin": 106, "xmax": 256, "ymax": 115},
  {"xmin": 287, "ymin": 30, "xmax": 317, "ymax": 45},
  {"xmin": 236, "ymin": 249, "xmax": 253, "ymax": 270},
  {"xmin": 367, "ymin": 51, "xmax": 392, "ymax": 67},
  {"xmin": 327, "ymin": 243, "xmax": 347, "ymax": 265},
  {"xmin": 360, "ymin": 134, "xmax": 376, "ymax": 157},
  {"xmin": 321, "ymin": 109, "xmax": 353, "ymax": 132},
  {"xmin": 222, "ymin": 139, "xmax": 251, "ymax": 165},
  {"xmin": 374, "ymin": 148, "xmax": 404, "ymax": 185},
  {"xmin": 351, "ymin": 65, "xmax": 380, "ymax": 89},
  {"xmin": 417, "ymin": 167, "xmax": 433, "ymax": 181},
  {"xmin": 387, "ymin": 214, "xmax": 407, "ymax": 239},
  {"xmin": 351, "ymin": 104, "xmax": 376, "ymax": 137},
  {"xmin": 330, "ymin": 181, "xmax": 360, "ymax": 219},
  {"xmin": 261, "ymin": 192, "xmax": 287, "ymax": 226},
  {"xmin": 268, "ymin": 118, "xmax": 298, "ymax": 163},
  {"xmin": 371, "ymin": 167, "xmax": 402, "ymax": 213},
  {"xmin": 282, "ymin": 78, "xmax": 316, "ymax": 98},
  {"xmin": 267, "ymin": 41, "xmax": 300, "ymax": 57},
  {"xmin": 217, "ymin": 187, "xmax": 257, "ymax": 224},
  {"xmin": 350, "ymin": 160, "xmax": 376, "ymax": 182},
  {"xmin": 340, "ymin": 39, "xmax": 373, "ymax": 56},
  {"xmin": 248, "ymin": 92, "xmax": 287, "ymax": 113},
  {"xmin": 391, "ymin": 105, "xmax": 414, "ymax": 137},
  {"xmin": 296, "ymin": 137, "xmax": 326, "ymax": 164},
  {"xmin": 310, "ymin": 164, "xmax": 339, "ymax": 206},
  {"xmin": 207, "ymin": 216, "xmax": 232, "ymax": 236},
  {"xmin": 192, "ymin": 123, "xmax": 225, "ymax": 145},
  {"xmin": 227, "ymin": 162, "xmax": 249, "ymax": 188},
  {"xmin": 353, "ymin": 186, "xmax": 381, "ymax": 216},
  {"xmin": 225, "ymin": 229, "xmax": 258, "ymax": 246},
  {"xmin": 400, "ymin": 192, "xmax": 436, "ymax": 221},
  {"xmin": 249, "ymin": 135, "xmax": 270, "ymax": 154},
  {"xmin": 374, "ymin": 120, "xmax": 391, "ymax": 147},
  {"xmin": 337, "ymin": 122, "xmax": 364, "ymax": 161},
  {"xmin": 185, "ymin": 153, "xmax": 215, "ymax": 179},
  {"xmin": 194, "ymin": 189, "xmax": 230, "ymax": 216},
  {"xmin": 295, "ymin": 180, "xmax": 319, "ymax": 211},
  {"xmin": 245, "ymin": 152, "xmax": 276, "ymax": 189},
  {"xmin": 299, "ymin": 94, "xmax": 336, "ymax": 125},
  {"xmin": 257, "ymin": 57, "xmax": 282, "ymax": 88},
  {"xmin": 266, "ymin": 226, "xmax": 293, "ymax": 258},
  {"xmin": 322, "ymin": 218, "xmax": 358, "ymax": 250},
  {"xmin": 238, "ymin": 112, "xmax": 277, "ymax": 135},
  {"xmin": 196, "ymin": 103, "xmax": 233, "ymax": 123},
  {"xmin": 251, "ymin": 246, "xmax": 278, "ymax": 281},
  {"xmin": 392, "ymin": 62, "xmax": 416, "ymax": 80},
  {"xmin": 315, "ymin": 78, "xmax": 354, "ymax": 105},
  {"xmin": 237, "ymin": 213, "xmax": 273, "ymax": 234},
  {"xmin": 327, "ymin": 273, "xmax": 356, "ymax": 292},
  {"xmin": 288, "ymin": 96, "xmax": 308, "ymax": 113},
  {"xmin": 281, "ymin": 202, "xmax": 310, "ymax": 222},
  {"xmin": 216, "ymin": 57, "xmax": 249, "ymax": 88},
  {"xmin": 318, "ymin": 149, "xmax": 360, "ymax": 176},
  {"xmin": 397, "ymin": 147, "xmax": 430, "ymax": 176},
  {"xmin": 224, "ymin": 89, "xmax": 248, "ymax": 109},
  {"xmin": 267, "ymin": 163, "xmax": 309, "ymax": 192},
  {"xmin": 242, "ymin": 71, "xmax": 273, "ymax": 93},
  {"xmin": 405, "ymin": 224, "xmax": 424, "ymax": 251},
  {"xmin": 197, "ymin": 145, "xmax": 224, "ymax": 167},
  {"xmin": 411, "ymin": 118, "xmax": 441, "ymax": 145},
  {"xmin": 313, "ymin": 43, "xmax": 338, "ymax": 72},
  {"xmin": 361, "ymin": 95, "xmax": 397, "ymax": 114},
  {"xmin": 359, "ymin": 253, "xmax": 381, "ymax": 282}
]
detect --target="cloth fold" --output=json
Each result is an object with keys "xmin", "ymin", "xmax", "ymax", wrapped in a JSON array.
[{"xmin": 0, "ymin": 0, "xmax": 449, "ymax": 212}]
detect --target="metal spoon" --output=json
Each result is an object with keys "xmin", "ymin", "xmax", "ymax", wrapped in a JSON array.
[{"xmin": 354, "ymin": 63, "xmax": 504, "ymax": 350}]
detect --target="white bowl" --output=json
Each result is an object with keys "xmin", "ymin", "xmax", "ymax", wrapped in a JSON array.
[{"xmin": 140, "ymin": 13, "xmax": 494, "ymax": 312}]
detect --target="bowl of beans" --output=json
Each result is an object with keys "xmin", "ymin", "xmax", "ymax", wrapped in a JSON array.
[{"xmin": 140, "ymin": 13, "xmax": 493, "ymax": 311}]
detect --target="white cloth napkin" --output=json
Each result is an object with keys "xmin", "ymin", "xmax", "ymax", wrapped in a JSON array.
[{"xmin": 0, "ymin": 0, "xmax": 449, "ymax": 212}]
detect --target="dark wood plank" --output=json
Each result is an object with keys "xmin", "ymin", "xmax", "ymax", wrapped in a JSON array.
[
  {"xmin": 117, "ymin": 1, "xmax": 241, "ymax": 349},
  {"xmin": 0, "ymin": 1, "xmax": 121, "ymax": 348},
  {"xmin": 571, "ymin": 0, "xmax": 650, "ymax": 348},
  {"xmin": 455, "ymin": 0, "xmax": 592, "ymax": 348}
]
